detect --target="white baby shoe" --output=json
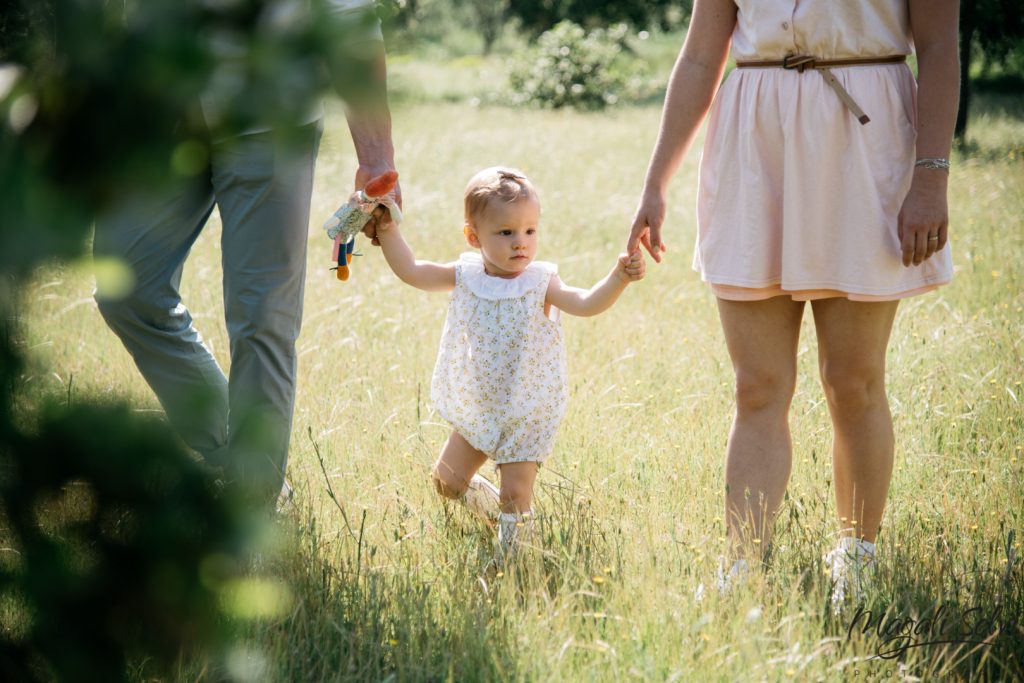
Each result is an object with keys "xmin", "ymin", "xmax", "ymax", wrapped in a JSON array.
[{"xmin": 462, "ymin": 474, "xmax": 501, "ymax": 525}]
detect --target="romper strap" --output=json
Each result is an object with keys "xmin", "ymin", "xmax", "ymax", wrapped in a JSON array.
[{"xmin": 734, "ymin": 55, "xmax": 907, "ymax": 125}]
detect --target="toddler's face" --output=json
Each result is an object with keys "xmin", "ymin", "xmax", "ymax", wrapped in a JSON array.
[{"xmin": 466, "ymin": 195, "xmax": 540, "ymax": 278}]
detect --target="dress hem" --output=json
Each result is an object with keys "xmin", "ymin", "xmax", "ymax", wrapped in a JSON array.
[{"xmin": 703, "ymin": 278, "xmax": 951, "ymax": 302}]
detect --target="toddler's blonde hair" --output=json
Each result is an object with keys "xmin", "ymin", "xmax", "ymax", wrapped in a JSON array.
[{"xmin": 464, "ymin": 167, "xmax": 537, "ymax": 226}]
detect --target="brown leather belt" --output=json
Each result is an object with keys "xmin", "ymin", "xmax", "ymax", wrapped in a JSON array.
[{"xmin": 735, "ymin": 55, "xmax": 907, "ymax": 125}]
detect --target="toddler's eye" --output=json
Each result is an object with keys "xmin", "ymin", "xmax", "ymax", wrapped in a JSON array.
[
  {"xmin": 527, "ymin": 229, "xmax": 537, "ymax": 235},
  {"xmin": 500, "ymin": 230, "xmax": 513, "ymax": 236}
]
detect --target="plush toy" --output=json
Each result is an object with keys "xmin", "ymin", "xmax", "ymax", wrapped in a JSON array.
[{"xmin": 322, "ymin": 171, "xmax": 401, "ymax": 281}]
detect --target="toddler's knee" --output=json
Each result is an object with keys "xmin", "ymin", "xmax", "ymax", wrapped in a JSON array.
[
  {"xmin": 431, "ymin": 466, "xmax": 466, "ymax": 500},
  {"xmin": 499, "ymin": 480, "xmax": 532, "ymax": 512}
]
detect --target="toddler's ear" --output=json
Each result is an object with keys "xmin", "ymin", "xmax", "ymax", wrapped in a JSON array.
[{"xmin": 464, "ymin": 224, "xmax": 481, "ymax": 248}]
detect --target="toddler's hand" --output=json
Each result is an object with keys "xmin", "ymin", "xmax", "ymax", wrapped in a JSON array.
[{"xmin": 616, "ymin": 250, "xmax": 645, "ymax": 283}]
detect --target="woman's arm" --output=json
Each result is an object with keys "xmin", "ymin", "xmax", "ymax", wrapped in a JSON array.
[
  {"xmin": 546, "ymin": 252, "xmax": 645, "ymax": 317},
  {"xmin": 901, "ymin": 0, "xmax": 960, "ymax": 267},
  {"xmin": 627, "ymin": 0, "xmax": 737, "ymax": 261},
  {"xmin": 376, "ymin": 225, "xmax": 456, "ymax": 292}
]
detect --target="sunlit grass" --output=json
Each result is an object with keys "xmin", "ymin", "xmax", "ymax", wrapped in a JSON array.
[{"xmin": 16, "ymin": 84, "xmax": 1024, "ymax": 682}]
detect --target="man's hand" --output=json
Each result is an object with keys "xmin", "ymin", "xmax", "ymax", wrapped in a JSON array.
[{"xmin": 355, "ymin": 165, "xmax": 401, "ymax": 245}]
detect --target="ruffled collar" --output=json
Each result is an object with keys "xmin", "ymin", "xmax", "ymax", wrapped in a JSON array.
[{"xmin": 458, "ymin": 252, "xmax": 557, "ymax": 300}]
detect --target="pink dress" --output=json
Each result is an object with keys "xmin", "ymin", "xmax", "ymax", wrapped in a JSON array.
[{"xmin": 694, "ymin": 0, "xmax": 953, "ymax": 301}]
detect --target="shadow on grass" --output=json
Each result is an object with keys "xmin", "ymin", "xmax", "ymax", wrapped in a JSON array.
[
  {"xmin": 214, "ymin": 469, "xmax": 617, "ymax": 682},
  {"xmin": 823, "ymin": 532, "xmax": 1024, "ymax": 681},
  {"xmin": 239, "ymin": 508, "xmax": 519, "ymax": 682}
]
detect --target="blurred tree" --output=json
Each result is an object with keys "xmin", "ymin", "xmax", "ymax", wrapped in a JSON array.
[
  {"xmin": 468, "ymin": 0, "xmax": 509, "ymax": 54},
  {"xmin": 0, "ymin": 0, "xmax": 366, "ymax": 678},
  {"xmin": 506, "ymin": 21, "xmax": 652, "ymax": 110},
  {"xmin": 956, "ymin": 0, "xmax": 1024, "ymax": 141},
  {"xmin": 508, "ymin": 0, "xmax": 691, "ymax": 35}
]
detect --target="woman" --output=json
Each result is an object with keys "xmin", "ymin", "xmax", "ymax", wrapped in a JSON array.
[{"xmin": 628, "ymin": 0, "xmax": 959, "ymax": 606}]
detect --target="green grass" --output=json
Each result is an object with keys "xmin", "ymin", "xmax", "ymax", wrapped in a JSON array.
[{"xmin": 13, "ymin": 78, "xmax": 1024, "ymax": 682}]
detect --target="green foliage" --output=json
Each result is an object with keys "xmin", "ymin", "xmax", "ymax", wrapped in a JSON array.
[
  {"xmin": 0, "ymin": 1, "xmax": 372, "ymax": 678},
  {"xmin": 508, "ymin": 0, "xmax": 691, "ymax": 35},
  {"xmin": 506, "ymin": 21, "xmax": 651, "ymax": 110},
  {"xmin": 968, "ymin": 0, "xmax": 1024, "ymax": 74},
  {"xmin": 0, "ymin": 402, "xmax": 254, "ymax": 682},
  {"xmin": 0, "ymin": 0, "xmax": 376, "ymax": 277},
  {"xmin": 956, "ymin": 0, "xmax": 1024, "ymax": 141}
]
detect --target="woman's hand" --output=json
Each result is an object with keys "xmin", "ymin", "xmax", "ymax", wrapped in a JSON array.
[
  {"xmin": 898, "ymin": 167, "xmax": 948, "ymax": 266},
  {"xmin": 627, "ymin": 188, "xmax": 668, "ymax": 263}
]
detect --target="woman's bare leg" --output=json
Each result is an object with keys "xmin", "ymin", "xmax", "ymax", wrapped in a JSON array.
[
  {"xmin": 811, "ymin": 298, "xmax": 898, "ymax": 543},
  {"xmin": 717, "ymin": 296, "xmax": 805, "ymax": 559}
]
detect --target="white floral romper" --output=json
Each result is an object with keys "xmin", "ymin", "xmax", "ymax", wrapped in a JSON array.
[{"xmin": 431, "ymin": 252, "xmax": 568, "ymax": 464}]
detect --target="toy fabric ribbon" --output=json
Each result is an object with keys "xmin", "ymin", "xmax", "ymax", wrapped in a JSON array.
[
  {"xmin": 322, "ymin": 171, "xmax": 400, "ymax": 281},
  {"xmin": 323, "ymin": 192, "xmax": 402, "ymax": 242}
]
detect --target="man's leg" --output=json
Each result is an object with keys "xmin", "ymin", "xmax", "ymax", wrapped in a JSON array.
[
  {"xmin": 93, "ymin": 175, "xmax": 230, "ymax": 463},
  {"xmin": 211, "ymin": 123, "xmax": 321, "ymax": 503}
]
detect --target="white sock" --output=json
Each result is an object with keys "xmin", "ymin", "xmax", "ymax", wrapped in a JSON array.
[{"xmin": 498, "ymin": 511, "xmax": 531, "ymax": 557}]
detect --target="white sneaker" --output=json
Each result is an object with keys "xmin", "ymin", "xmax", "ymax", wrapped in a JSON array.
[
  {"xmin": 462, "ymin": 474, "xmax": 501, "ymax": 525},
  {"xmin": 275, "ymin": 477, "xmax": 295, "ymax": 514},
  {"xmin": 717, "ymin": 557, "xmax": 750, "ymax": 593},
  {"xmin": 824, "ymin": 537, "xmax": 876, "ymax": 612},
  {"xmin": 696, "ymin": 557, "xmax": 749, "ymax": 602}
]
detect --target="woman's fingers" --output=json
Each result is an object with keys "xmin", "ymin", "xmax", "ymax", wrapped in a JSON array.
[
  {"xmin": 937, "ymin": 221, "xmax": 949, "ymax": 252},
  {"xmin": 901, "ymin": 218, "xmax": 945, "ymax": 266},
  {"xmin": 629, "ymin": 193, "xmax": 668, "ymax": 263},
  {"xmin": 924, "ymin": 226, "xmax": 940, "ymax": 260},
  {"xmin": 626, "ymin": 217, "xmax": 646, "ymax": 255},
  {"xmin": 898, "ymin": 177, "xmax": 949, "ymax": 267},
  {"xmin": 629, "ymin": 217, "xmax": 665, "ymax": 263},
  {"xmin": 914, "ymin": 228, "xmax": 929, "ymax": 265}
]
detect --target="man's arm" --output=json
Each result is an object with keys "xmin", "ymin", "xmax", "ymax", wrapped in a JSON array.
[{"xmin": 321, "ymin": 0, "xmax": 400, "ymax": 241}]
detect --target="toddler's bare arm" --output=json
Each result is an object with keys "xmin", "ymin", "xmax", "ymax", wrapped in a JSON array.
[
  {"xmin": 377, "ymin": 226, "xmax": 456, "ymax": 292},
  {"xmin": 546, "ymin": 252, "xmax": 644, "ymax": 317}
]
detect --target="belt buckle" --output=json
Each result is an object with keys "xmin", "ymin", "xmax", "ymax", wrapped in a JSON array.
[{"xmin": 782, "ymin": 54, "xmax": 814, "ymax": 73}]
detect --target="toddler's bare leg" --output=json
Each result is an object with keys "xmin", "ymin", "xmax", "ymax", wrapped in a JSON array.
[
  {"xmin": 433, "ymin": 431, "xmax": 498, "ymax": 523},
  {"xmin": 496, "ymin": 461, "xmax": 539, "ymax": 556},
  {"xmin": 496, "ymin": 461, "xmax": 538, "ymax": 513}
]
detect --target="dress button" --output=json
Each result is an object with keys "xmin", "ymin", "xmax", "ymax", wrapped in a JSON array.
[{"xmin": 782, "ymin": 21, "xmax": 790, "ymax": 29}]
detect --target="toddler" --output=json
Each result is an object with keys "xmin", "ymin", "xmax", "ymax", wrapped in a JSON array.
[{"xmin": 376, "ymin": 167, "xmax": 644, "ymax": 557}]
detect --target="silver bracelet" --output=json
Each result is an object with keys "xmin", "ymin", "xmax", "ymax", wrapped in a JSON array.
[{"xmin": 915, "ymin": 157, "xmax": 950, "ymax": 171}]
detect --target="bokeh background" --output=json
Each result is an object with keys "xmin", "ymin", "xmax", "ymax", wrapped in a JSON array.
[{"xmin": 2, "ymin": 2, "xmax": 1022, "ymax": 681}]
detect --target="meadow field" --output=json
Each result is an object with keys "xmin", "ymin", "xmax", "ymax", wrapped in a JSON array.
[{"xmin": 15, "ymin": 50, "xmax": 1024, "ymax": 681}]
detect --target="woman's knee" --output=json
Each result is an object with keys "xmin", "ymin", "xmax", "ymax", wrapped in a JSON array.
[
  {"xmin": 733, "ymin": 366, "xmax": 795, "ymax": 415},
  {"xmin": 819, "ymin": 360, "xmax": 885, "ymax": 414}
]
